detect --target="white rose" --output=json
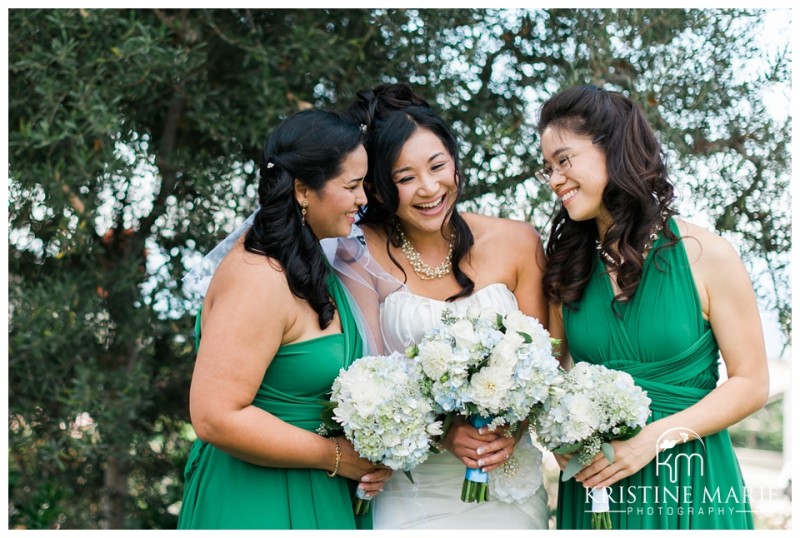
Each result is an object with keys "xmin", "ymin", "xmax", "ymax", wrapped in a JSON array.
[
  {"xmin": 490, "ymin": 332, "xmax": 524, "ymax": 370},
  {"xmin": 465, "ymin": 305, "xmax": 482, "ymax": 321},
  {"xmin": 450, "ymin": 319, "xmax": 479, "ymax": 350},
  {"xmin": 503, "ymin": 310, "xmax": 529, "ymax": 332},
  {"xmin": 504, "ymin": 310, "xmax": 549, "ymax": 342}
]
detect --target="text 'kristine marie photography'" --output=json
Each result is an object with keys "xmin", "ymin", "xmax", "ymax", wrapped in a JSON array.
[{"xmin": 585, "ymin": 484, "xmax": 783, "ymax": 516}]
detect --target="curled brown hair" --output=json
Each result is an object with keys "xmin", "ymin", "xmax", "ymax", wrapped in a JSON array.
[{"xmin": 538, "ymin": 85, "xmax": 677, "ymax": 306}]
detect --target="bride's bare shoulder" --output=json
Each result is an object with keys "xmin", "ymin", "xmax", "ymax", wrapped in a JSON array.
[{"xmin": 463, "ymin": 212, "xmax": 542, "ymax": 252}]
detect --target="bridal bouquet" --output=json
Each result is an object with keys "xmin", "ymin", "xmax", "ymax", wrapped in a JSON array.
[
  {"xmin": 529, "ymin": 361, "xmax": 651, "ymax": 529},
  {"xmin": 408, "ymin": 307, "xmax": 561, "ymax": 503},
  {"xmin": 321, "ymin": 352, "xmax": 443, "ymax": 515}
]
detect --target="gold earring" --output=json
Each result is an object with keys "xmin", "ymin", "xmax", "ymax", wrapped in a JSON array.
[{"xmin": 301, "ymin": 201, "xmax": 308, "ymax": 227}]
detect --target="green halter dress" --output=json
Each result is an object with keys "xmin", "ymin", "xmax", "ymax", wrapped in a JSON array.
[
  {"xmin": 557, "ymin": 218, "xmax": 753, "ymax": 529},
  {"xmin": 178, "ymin": 272, "xmax": 371, "ymax": 529}
]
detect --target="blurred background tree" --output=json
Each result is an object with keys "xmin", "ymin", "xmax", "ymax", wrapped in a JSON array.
[{"xmin": 7, "ymin": 8, "xmax": 790, "ymax": 529}]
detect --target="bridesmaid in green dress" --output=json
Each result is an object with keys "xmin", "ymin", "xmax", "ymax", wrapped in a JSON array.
[
  {"xmin": 177, "ymin": 109, "xmax": 391, "ymax": 529},
  {"xmin": 534, "ymin": 85, "xmax": 769, "ymax": 529}
]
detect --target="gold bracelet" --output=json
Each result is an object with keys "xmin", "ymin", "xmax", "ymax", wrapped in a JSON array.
[{"xmin": 326, "ymin": 437, "xmax": 341, "ymax": 478}]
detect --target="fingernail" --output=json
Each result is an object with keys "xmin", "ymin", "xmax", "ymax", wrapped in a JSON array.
[
  {"xmin": 361, "ymin": 476, "xmax": 370, "ymax": 482},
  {"xmin": 477, "ymin": 459, "xmax": 484, "ymax": 467},
  {"xmin": 476, "ymin": 447, "xmax": 484, "ymax": 455},
  {"xmin": 478, "ymin": 428, "xmax": 486, "ymax": 434}
]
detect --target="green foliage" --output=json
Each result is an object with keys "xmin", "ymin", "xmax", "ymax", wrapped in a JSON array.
[
  {"xmin": 8, "ymin": 7, "xmax": 790, "ymax": 528},
  {"xmin": 318, "ymin": 401, "xmax": 343, "ymax": 438},
  {"xmin": 729, "ymin": 397, "xmax": 784, "ymax": 452}
]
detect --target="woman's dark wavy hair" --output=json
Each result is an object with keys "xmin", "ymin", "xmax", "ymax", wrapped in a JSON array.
[
  {"xmin": 244, "ymin": 109, "xmax": 365, "ymax": 329},
  {"xmin": 538, "ymin": 85, "xmax": 677, "ymax": 306},
  {"xmin": 344, "ymin": 83, "xmax": 475, "ymax": 301}
]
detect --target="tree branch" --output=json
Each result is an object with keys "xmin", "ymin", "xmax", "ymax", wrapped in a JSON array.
[{"xmin": 139, "ymin": 91, "xmax": 185, "ymax": 238}]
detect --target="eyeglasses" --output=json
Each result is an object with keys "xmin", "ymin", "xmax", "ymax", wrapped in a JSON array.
[{"xmin": 534, "ymin": 135, "xmax": 605, "ymax": 184}]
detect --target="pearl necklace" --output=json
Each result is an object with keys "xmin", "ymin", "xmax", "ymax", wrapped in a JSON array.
[
  {"xmin": 398, "ymin": 229, "xmax": 454, "ymax": 280},
  {"xmin": 596, "ymin": 225, "xmax": 662, "ymax": 268}
]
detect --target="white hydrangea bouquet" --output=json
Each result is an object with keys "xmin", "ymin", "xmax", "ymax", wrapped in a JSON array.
[
  {"xmin": 320, "ymin": 352, "xmax": 443, "ymax": 515},
  {"xmin": 528, "ymin": 361, "xmax": 651, "ymax": 529},
  {"xmin": 407, "ymin": 307, "xmax": 561, "ymax": 504}
]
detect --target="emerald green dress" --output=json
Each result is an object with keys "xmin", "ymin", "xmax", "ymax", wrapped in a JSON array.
[
  {"xmin": 178, "ymin": 273, "xmax": 371, "ymax": 529},
  {"xmin": 557, "ymin": 218, "xmax": 753, "ymax": 529}
]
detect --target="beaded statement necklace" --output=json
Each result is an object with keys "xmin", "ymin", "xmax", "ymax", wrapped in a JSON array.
[
  {"xmin": 596, "ymin": 224, "xmax": 663, "ymax": 268},
  {"xmin": 398, "ymin": 229, "xmax": 454, "ymax": 280}
]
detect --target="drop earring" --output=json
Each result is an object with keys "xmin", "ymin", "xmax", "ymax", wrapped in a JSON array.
[{"xmin": 301, "ymin": 201, "xmax": 308, "ymax": 227}]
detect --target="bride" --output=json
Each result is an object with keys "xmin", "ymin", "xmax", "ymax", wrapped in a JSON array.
[{"xmin": 326, "ymin": 83, "xmax": 550, "ymax": 529}]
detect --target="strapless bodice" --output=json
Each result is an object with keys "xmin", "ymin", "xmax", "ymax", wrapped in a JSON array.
[{"xmin": 380, "ymin": 283, "xmax": 518, "ymax": 354}]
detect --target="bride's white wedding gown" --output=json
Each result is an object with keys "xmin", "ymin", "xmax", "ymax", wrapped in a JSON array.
[{"xmin": 373, "ymin": 283, "xmax": 549, "ymax": 529}]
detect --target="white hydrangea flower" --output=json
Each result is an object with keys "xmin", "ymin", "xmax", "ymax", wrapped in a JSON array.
[
  {"xmin": 528, "ymin": 361, "xmax": 651, "ymax": 472},
  {"xmin": 329, "ymin": 352, "xmax": 442, "ymax": 472}
]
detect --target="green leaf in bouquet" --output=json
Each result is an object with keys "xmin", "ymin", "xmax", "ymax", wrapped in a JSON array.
[
  {"xmin": 518, "ymin": 331, "xmax": 533, "ymax": 344},
  {"xmin": 403, "ymin": 470, "xmax": 415, "ymax": 484},
  {"xmin": 613, "ymin": 424, "xmax": 642, "ymax": 441},
  {"xmin": 552, "ymin": 441, "xmax": 583, "ymax": 454},
  {"xmin": 406, "ymin": 344, "xmax": 419, "ymax": 358},
  {"xmin": 562, "ymin": 456, "xmax": 584, "ymax": 481},
  {"xmin": 464, "ymin": 403, "xmax": 482, "ymax": 418},
  {"xmin": 601, "ymin": 442, "xmax": 615, "ymax": 464},
  {"xmin": 317, "ymin": 400, "xmax": 343, "ymax": 436},
  {"xmin": 496, "ymin": 312, "xmax": 504, "ymax": 329},
  {"xmin": 440, "ymin": 413, "xmax": 454, "ymax": 438}
]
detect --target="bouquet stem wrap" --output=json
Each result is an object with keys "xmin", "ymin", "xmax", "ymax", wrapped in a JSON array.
[
  {"xmin": 461, "ymin": 415, "xmax": 492, "ymax": 503},
  {"xmin": 589, "ymin": 486, "xmax": 612, "ymax": 529},
  {"xmin": 353, "ymin": 487, "xmax": 371, "ymax": 516}
]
